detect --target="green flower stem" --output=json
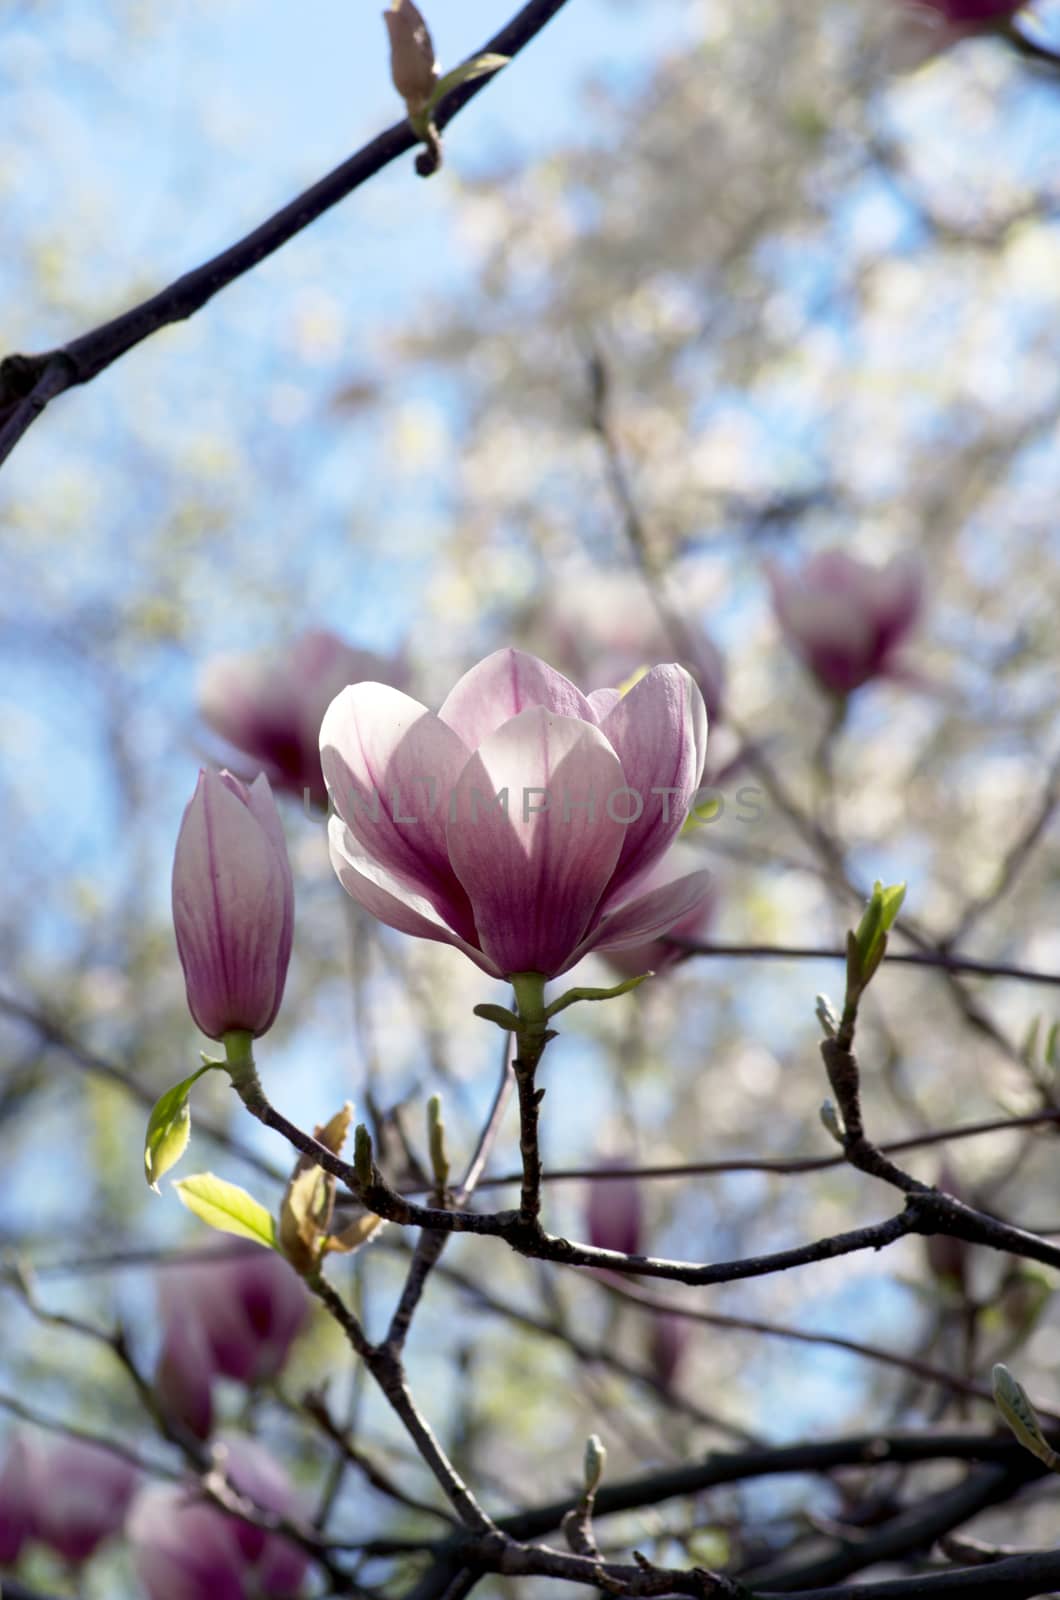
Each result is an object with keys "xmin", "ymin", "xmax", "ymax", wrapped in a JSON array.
[
  {"xmin": 509, "ymin": 973, "xmax": 553, "ymax": 1229},
  {"xmin": 222, "ymin": 1028, "xmax": 267, "ymax": 1110}
]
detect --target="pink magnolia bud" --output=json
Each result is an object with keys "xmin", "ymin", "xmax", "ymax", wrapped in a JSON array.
[
  {"xmin": 199, "ymin": 629, "xmax": 404, "ymax": 809},
  {"xmin": 0, "ymin": 1432, "xmax": 35, "ymax": 1565},
  {"xmin": 172, "ymin": 770, "xmax": 294, "ymax": 1040},
  {"xmin": 648, "ymin": 1311, "xmax": 691, "ymax": 1392},
  {"xmin": 157, "ymin": 1245, "xmax": 310, "ymax": 1413},
  {"xmin": 383, "ymin": 0, "xmax": 439, "ymax": 113},
  {"xmin": 586, "ymin": 1161, "xmax": 643, "ymax": 1257},
  {"xmin": 600, "ymin": 843, "xmax": 716, "ymax": 980},
  {"xmin": 31, "ymin": 1437, "xmax": 138, "ymax": 1565},
  {"xmin": 128, "ymin": 1435, "xmax": 308, "ymax": 1600},
  {"xmin": 321, "ymin": 648, "xmax": 712, "ymax": 980},
  {"xmin": 768, "ymin": 550, "xmax": 922, "ymax": 697}
]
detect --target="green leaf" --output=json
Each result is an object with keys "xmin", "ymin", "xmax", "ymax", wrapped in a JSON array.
[
  {"xmin": 992, "ymin": 1363, "xmax": 1060, "ymax": 1471},
  {"xmin": 173, "ymin": 1173, "xmax": 278, "ymax": 1250},
  {"xmin": 143, "ymin": 1063, "xmax": 218, "ymax": 1193},
  {"xmin": 426, "ymin": 52, "xmax": 509, "ymax": 112},
  {"xmin": 472, "ymin": 1003, "xmax": 520, "ymax": 1031},
  {"xmin": 850, "ymin": 881, "xmax": 906, "ymax": 995},
  {"xmin": 544, "ymin": 973, "xmax": 651, "ymax": 1020}
]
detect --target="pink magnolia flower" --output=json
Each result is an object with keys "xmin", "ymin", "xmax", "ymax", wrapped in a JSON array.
[
  {"xmin": 768, "ymin": 550, "xmax": 922, "ymax": 697},
  {"xmin": 31, "ymin": 1437, "xmax": 138, "ymax": 1566},
  {"xmin": 0, "ymin": 1432, "xmax": 35, "ymax": 1565},
  {"xmin": 320, "ymin": 649, "xmax": 712, "ymax": 980},
  {"xmin": 172, "ymin": 770, "xmax": 294, "ymax": 1040},
  {"xmin": 199, "ymin": 629, "xmax": 403, "ymax": 808},
  {"xmin": 586, "ymin": 1162, "xmax": 643, "ymax": 1257},
  {"xmin": 599, "ymin": 843, "xmax": 716, "ymax": 980},
  {"xmin": 156, "ymin": 1245, "xmax": 310, "ymax": 1439},
  {"xmin": 128, "ymin": 1435, "xmax": 307, "ymax": 1600}
]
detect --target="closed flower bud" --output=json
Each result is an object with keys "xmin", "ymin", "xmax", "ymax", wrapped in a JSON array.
[
  {"xmin": 128, "ymin": 1435, "xmax": 307, "ymax": 1600},
  {"xmin": 586, "ymin": 1161, "xmax": 643, "ymax": 1257},
  {"xmin": 172, "ymin": 770, "xmax": 294, "ymax": 1040},
  {"xmin": 649, "ymin": 1310, "xmax": 691, "ymax": 1392},
  {"xmin": 768, "ymin": 549, "xmax": 922, "ymax": 697},
  {"xmin": 384, "ymin": 0, "xmax": 438, "ymax": 114},
  {"xmin": 199, "ymin": 629, "xmax": 405, "ymax": 809},
  {"xmin": 0, "ymin": 1432, "xmax": 36, "ymax": 1565},
  {"xmin": 321, "ymin": 648, "xmax": 712, "ymax": 980},
  {"xmin": 31, "ymin": 1437, "xmax": 138, "ymax": 1565},
  {"xmin": 157, "ymin": 1245, "xmax": 310, "ymax": 1408}
]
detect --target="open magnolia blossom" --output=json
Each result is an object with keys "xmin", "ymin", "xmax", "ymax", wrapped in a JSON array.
[{"xmin": 320, "ymin": 648, "xmax": 712, "ymax": 980}]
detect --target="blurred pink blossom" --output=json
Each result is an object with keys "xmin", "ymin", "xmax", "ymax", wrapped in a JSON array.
[
  {"xmin": 0, "ymin": 1432, "xmax": 36, "ymax": 1566},
  {"xmin": 912, "ymin": 0, "xmax": 1020, "ymax": 21},
  {"xmin": 321, "ymin": 648, "xmax": 712, "ymax": 980},
  {"xmin": 890, "ymin": 0, "xmax": 1022, "ymax": 66},
  {"xmin": 199, "ymin": 629, "xmax": 405, "ymax": 808},
  {"xmin": 172, "ymin": 770, "xmax": 294, "ymax": 1041},
  {"xmin": 648, "ymin": 1311, "xmax": 691, "ymax": 1392},
  {"xmin": 128, "ymin": 1435, "xmax": 307, "ymax": 1600},
  {"xmin": 586, "ymin": 1161, "xmax": 644, "ymax": 1257},
  {"xmin": 767, "ymin": 550, "xmax": 922, "ymax": 697},
  {"xmin": 531, "ymin": 569, "xmax": 725, "ymax": 723},
  {"xmin": 30, "ymin": 1436, "xmax": 138, "ymax": 1566},
  {"xmin": 156, "ymin": 1245, "xmax": 310, "ymax": 1439}
]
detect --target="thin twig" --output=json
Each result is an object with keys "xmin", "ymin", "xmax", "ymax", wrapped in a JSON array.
[{"xmin": 0, "ymin": 0, "xmax": 574, "ymax": 470}]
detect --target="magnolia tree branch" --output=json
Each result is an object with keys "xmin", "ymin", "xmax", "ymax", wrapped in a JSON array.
[
  {"xmin": 464, "ymin": 1106, "xmax": 1060, "ymax": 1192},
  {"xmin": 309, "ymin": 1273, "xmax": 495, "ymax": 1535},
  {"xmin": 229, "ymin": 1064, "xmax": 1060, "ymax": 1280},
  {"xmin": 669, "ymin": 939, "xmax": 1060, "ymax": 989},
  {"xmin": 0, "ymin": 0, "xmax": 574, "ymax": 472}
]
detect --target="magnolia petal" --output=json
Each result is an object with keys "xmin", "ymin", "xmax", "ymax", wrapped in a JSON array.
[
  {"xmin": 328, "ymin": 817, "xmax": 500, "ymax": 976},
  {"xmin": 571, "ymin": 867, "xmax": 715, "ymax": 972},
  {"xmin": 320, "ymin": 683, "xmax": 474, "ymax": 925},
  {"xmin": 447, "ymin": 708, "xmax": 626, "ymax": 977},
  {"xmin": 587, "ymin": 687, "xmax": 622, "ymax": 718},
  {"xmin": 598, "ymin": 665, "xmax": 707, "ymax": 895},
  {"xmin": 438, "ymin": 648, "xmax": 598, "ymax": 750}
]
